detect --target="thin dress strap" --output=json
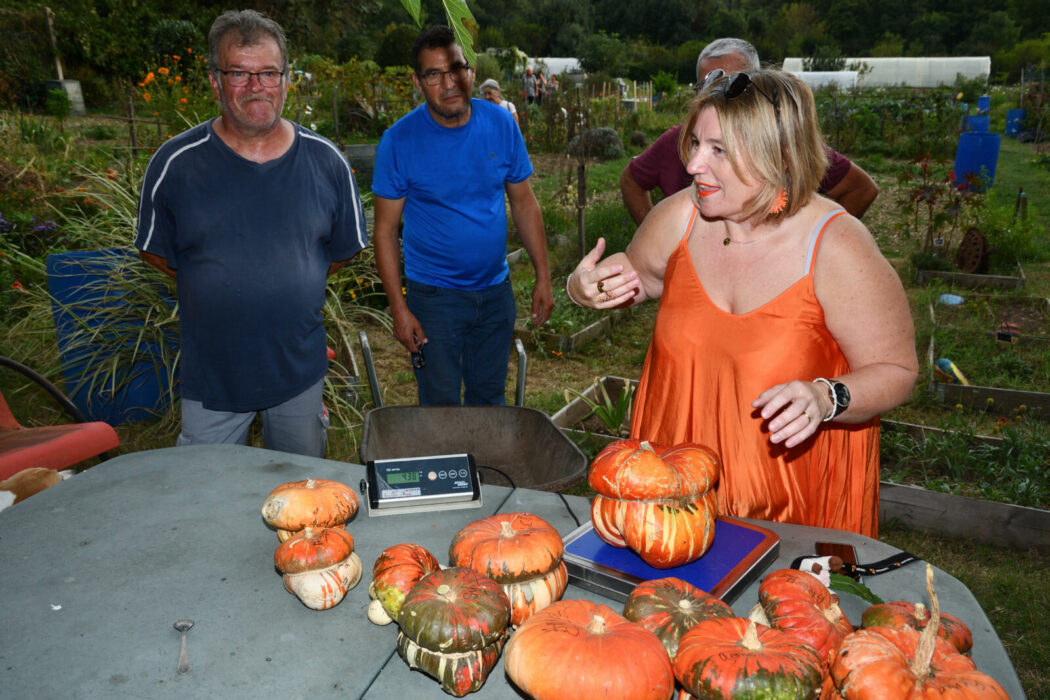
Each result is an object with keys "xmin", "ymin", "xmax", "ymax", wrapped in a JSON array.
[
  {"xmin": 681, "ymin": 205, "xmax": 699, "ymax": 243},
  {"xmin": 804, "ymin": 209, "xmax": 847, "ymax": 275}
]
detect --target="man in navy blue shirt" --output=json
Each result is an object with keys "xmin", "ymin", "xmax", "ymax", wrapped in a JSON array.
[
  {"xmin": 136, "ymin": 10, "xmax": 367, "ymax": 456},
  {"xmin": 372, "ymin": 26, "xmax": 553, "ymax": 405}
]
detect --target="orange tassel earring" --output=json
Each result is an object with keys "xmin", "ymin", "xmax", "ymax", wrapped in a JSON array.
[{"xmin": 770, "ymin": 188, "xmax": 788, "ymax": 214}]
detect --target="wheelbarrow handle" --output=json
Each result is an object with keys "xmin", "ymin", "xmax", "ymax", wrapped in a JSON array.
[
  {"xmin": 515, "ymin": 339, "xmax": 526, "ymax": 407},
  {"xmin": 358, "ymin": 331, "xmax": 383, "ymax": 408}
]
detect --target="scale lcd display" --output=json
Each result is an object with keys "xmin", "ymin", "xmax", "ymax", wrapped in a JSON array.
[{"xmin": 386, "ymin": 471, "xmax": 420, "ymax": 485}]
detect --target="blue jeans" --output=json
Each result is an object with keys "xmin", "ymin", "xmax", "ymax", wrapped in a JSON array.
[{"xmin": 406, "ymin": 278, "xmax": 516, "ymax": 405}]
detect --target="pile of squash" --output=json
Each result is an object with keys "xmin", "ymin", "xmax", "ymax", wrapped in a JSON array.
[
  {"xmin": 367, "ymin": 511, "xmax": 571, "ymax": 696},
  {"xmin": 261, "ymin": 478, "xmax": 362, "ymax": 610}
]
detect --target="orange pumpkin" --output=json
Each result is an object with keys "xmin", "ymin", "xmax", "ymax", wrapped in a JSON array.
[
  {"xmin": 449, "ymin": 512, "xmax": 567, "ymax": 625},
  {"xmin": 827, "ymin": 566, "xmax": 1008, "ymax": 699},
  {"xmin": 273, "ymin": 526, "xmax": 362, "ymax": 610},
  {"xmin": 674, "ymin": 617, "xmax": 823, "ymax": 700},
  {"xmin": 861, "ymin": 601, "xmax": 973, "ymax": 654},
  {"xmin": 504, "ymin": 598, "xmax": 675, "ymax": 700},
  {"xmin": 623, "ymin": 577, "xmax": 734, "ymax": 657},
  {"xmin": 261, "ymin": 478, "xmax": 359, "ymax": 541},
  {"xmin": 758, "ymin": 568, "xmax": 853, "ymax": 669},
  {"xmin": 367, "ymin": 543, "xmax": 441, "ymax": 625},
  {"xmin": 589, "ymin": 439, "xmax": 719, "ymax": 568}
]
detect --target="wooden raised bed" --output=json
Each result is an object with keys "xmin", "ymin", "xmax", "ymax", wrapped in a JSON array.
[
  {"xmin": 514, "ymin": 316, "xmax": 611, "ymax": 353},
  {"xmin": 915, "ymin": 262, "xmax": 1025, "ymax": 290},
  {"xmin": 927, "ymin": 296, "xmax": 1050, "ymax": 418}
]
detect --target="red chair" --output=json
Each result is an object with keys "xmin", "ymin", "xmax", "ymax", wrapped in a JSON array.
[{"xmin": 0, "ymin": 355, "xmax": 120, "ymax": 481}]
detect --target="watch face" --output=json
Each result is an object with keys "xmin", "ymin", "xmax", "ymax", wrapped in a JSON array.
[{"xmin": 834, "ymin": 381, "xmax": 851, "ymax": 409}]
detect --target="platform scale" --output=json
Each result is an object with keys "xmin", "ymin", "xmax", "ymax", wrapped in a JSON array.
[{"xmin": 562, "ymin": 517, "xmax": 779, "ymax": 604}]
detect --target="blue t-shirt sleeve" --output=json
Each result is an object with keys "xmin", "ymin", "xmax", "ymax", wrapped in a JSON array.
[
  {"xmin": 372, "ymin": 130, "xmax": 407, "ymax": 200},
  {"xmin": 325, "ymin": 147, "xmax": 370, "ymax": 261},
  {"xmin": 135, "ymin": 142, "xmax": 181, "ymax": 268}
]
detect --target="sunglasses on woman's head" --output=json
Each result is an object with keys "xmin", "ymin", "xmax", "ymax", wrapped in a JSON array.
[{"xmin": 699, "ymin": 69, "xmax": 784, "ymax": 158}]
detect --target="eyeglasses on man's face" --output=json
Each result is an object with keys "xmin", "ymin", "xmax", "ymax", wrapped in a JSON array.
[
  {"xmin": 217, "ymin": 69, "xmax": 285, "ymax": 88},
  {"xmin": 418, "ymin": 63, "xmax": 471, "ymax": 87}
]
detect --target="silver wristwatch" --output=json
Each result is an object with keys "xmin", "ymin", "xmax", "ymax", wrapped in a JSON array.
[{"xmin": 813, "ymin": 378, "xmax": 850, "ymax": 422}]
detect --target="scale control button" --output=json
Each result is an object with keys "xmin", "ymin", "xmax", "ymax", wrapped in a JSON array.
[
  {"xmin": 430, "ymin": 471, "xmax": 439, "ymax": 481},
  {"xmin": 458, "ymin": 469, "xmax": 468, "ymax": 478}
]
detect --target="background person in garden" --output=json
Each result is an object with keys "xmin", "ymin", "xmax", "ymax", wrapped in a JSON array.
[
  {"xmin": 372, "ymin": 25, "xmax": 553, "ymax": 406},
  {"xmin": 135, "ymin": 10, "xmax": 367, "ymax": 456},
  {"xmin": 479, "ymin": 78, "xmax": 519, "ymax": 126},
  {"xmin": 567, "ymin": 69, "xmax": 918, "ymax": 538},
  {"xmin": 620, "ymin": 37, "xmax": 880, "ymax": 225}
]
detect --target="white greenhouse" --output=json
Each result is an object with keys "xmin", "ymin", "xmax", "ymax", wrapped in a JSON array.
[{"xmin": 781, "ymin": 57, "xmax": 990, "ymax": 88}]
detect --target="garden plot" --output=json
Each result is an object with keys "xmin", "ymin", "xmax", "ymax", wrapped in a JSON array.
[{"xmin": 929, "ymin": 294, "xmax": 1050, "ymax": 418}]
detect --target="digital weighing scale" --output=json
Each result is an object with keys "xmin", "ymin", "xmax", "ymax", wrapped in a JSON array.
[
  {"xmin": 362, "ymin": 453, "xmax": 483, "ymax": 516},
  {"xmin": 563, "ymin": 517, "xmax": 779, "ymax": 604}
]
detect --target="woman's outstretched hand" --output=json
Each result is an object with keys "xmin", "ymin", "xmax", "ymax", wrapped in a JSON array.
[{"xmin": 567, "ymin": 237, "xmax": 640, "ymax": 308}]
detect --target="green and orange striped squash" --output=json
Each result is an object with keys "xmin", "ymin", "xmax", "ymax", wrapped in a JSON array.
[
  {"xmin": 623, "ymin": 577, "xmax": 734, "ymax": 658},
  {"xmin": 674, "ymin": 617, "xmax": 823, "ymax": 700},
  {"xmin": 758, "ymin": 568, "xmax": 853, "ymax": 669},
  {"xmin": 861, "ymin": 601, "xmax": 973, "ymax": 654},
  {"xmin": 395, "ymin": 567, "xmax": 510, "ymax": 697},
  {"xmin": 589, "ymin": 439, "xmax": 719, "ymax": 569},
  {"xmin": 449, "ymin": 512, "xmax": 568, "ymax": 626},
  {"xmin": 366, "ymin": 543, "xmax": 441, "ymax": 625}
]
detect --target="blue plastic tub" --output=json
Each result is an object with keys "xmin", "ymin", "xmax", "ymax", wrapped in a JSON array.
[
  {"xmin": 977, "ymin": 95, "xmax": 991, "ymax": 114},
  {"xmin": 46, "ymin": 248, "xmax": 178, "ymax": 425},
  {"xmin": 953, "ymin": 132, "xmax": 1000, "ymax": 192},
  {"xmin": 964, "ymin": 114, "xmax": 990, "ymax": 133},
  {"xmin": 1005, "ymin": 108, "xmax": 1027, "ymax": 137}
]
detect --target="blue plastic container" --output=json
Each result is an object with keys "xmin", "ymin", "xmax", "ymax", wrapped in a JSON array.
[
  {"xmin": 46, "ymin": 248, "xmax": 178, "ymax": 425},
  {"xmin": 977, "ymin": 95, "xmax": 990, "ymax": 114},
  {"xmin": 1005, "ymin": 108, "xmax": 1027, "ymax": 136},
  {"xmin": 964, "ymin": 114, "xmax": 990, "ymax": 133},
  {"xmin": 953, "ymin": 132, "xmax": 1000, "ymax": 192}
]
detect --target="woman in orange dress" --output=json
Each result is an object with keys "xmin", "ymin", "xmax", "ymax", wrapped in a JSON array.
[{"xmin": 566, "ymin": 70, "xmax": 917, "ymax": 537}]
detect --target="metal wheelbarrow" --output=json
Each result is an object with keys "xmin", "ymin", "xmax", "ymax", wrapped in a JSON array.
[{"xmin": 357, "ymin": 332, "xmax": 588, "ymax": 491}]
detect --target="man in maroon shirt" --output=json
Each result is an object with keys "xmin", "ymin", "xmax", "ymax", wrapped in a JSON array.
[{"xmin": 621, "ymin": 37, "xmax": 878, "ymax": 225}]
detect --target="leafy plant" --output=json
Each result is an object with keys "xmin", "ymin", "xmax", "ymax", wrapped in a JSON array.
[{"xmin": 563, "ymin": 377, "xmax": 634, "ymax": 437}]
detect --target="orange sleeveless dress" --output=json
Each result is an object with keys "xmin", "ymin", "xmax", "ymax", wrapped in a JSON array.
[{"xmin": 630, "ymin": 207, "xmax": 880, "ymax": 537}]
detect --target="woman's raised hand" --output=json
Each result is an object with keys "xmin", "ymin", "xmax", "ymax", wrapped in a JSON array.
[{"xmin": 567, "ymin": 238, "xmax": 640, "ymax": 308}]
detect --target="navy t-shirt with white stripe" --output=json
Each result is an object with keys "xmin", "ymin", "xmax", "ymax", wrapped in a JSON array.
[{"xmin": 136, "ymin": 120, "xmax": 367, "ymax": 412}]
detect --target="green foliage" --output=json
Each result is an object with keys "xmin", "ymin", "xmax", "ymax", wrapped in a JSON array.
[
  {"xmin": 894, "ymin": 153, "xmax": 984, "ymax": 256},
  {"xmin": 0, "ymin": 8, "xmax": 52, "ymax": 109},
  {"xmin": 953, "ymin": 73, "xmax": 988, "ymax": 104},
  {"xmin": 150, "ymin": 19, "xmax": 203, "ymax": 59},
  {"xmin": 563, "ymin": 377, "xmax": 634, "ymax": 437},
  {"xmin": 45, "ymin": 89, "xmax": 72, "ymax": 123},
  {"xmin": 650, "ymin": 70, "xmax": 677, "ymax": 96}
]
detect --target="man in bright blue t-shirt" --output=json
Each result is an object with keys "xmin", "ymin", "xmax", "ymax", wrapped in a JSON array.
[{"xmin": 372, "ymin": 25, "xmax": 553, "ymax": 406}]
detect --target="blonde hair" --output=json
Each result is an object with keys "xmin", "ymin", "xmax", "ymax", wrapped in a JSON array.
[{"xmin": 678, "ymin": 69, "xmax": 827, "ymax": 223}]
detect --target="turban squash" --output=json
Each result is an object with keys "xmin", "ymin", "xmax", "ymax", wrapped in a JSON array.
[
  {"xmin": 674, "ymin": 617, "xmax": 823, "ymax": 700},
  {"xmin": 623, "ymin": 577, "xmax": 734, "ymax": 658},
  {"xmin": 861, "ymin": 600, "xmax": 973, "ymax": 654},
  {"xmin": 448, "ymin": 512, "xmax": 567, "ymax": 626},
  {"xmin": 272, "ymin": 526, "xmax": 362, "ymax": 610},
  {"xmin": 589, "ymin": 439, "xmax": 719, "ymax": 569},
  {"xmin": 261, "ymin": 478, "xmax": 358, "ymax": 541},
  {"xmin": 758, "ymin": 568, "xmax": 853, "ymax": 670},
  {"xmin": 367, "ymin": 543, "xmax": 442, "ymax": 625},
  {"xmin": 827, "ymin": 565, "xmax": 1008, "ymax": 699},
  {"xmin": 396, "ymin": 566, "xmax": 510, "ymax": 696},
  {"xmin": 504, "ymin": 598, "xmax": 675, "ymax": 700}
]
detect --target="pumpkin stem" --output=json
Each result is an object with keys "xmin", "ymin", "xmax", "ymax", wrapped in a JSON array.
[
  {"xmin": 914, "ymin": 602, "xmax": 927, "ymax": 622},
  {"xmin": 305, "ymin": 478, "xmax": 316, "ymax": 488},
  {"xmin": 823, "ymin": 603, "xmax": 843, "ymax": 625},
  {"xmin": 677, "ymin": 599, "xmax": 693, "ymax": 612},
  {"xmin": 586, "ymin": 614, "xmax": 608, "ymax": 635},
  {"xmin": 640, "ymin": 441, "xmax": 655, "ymax": 453},
  {"xmin": 437, "ymin": 583, "xmax": 453, "ymax": 599},
  {"xmin": 499, "ymin": 521, "xmax": 516, "ymax": 538},
  {"xmin": 910, "ymin": 565, "xmax": 940, "ymax": 680},
  {"xmin": 741, "ymin": 620, "xmax": 763, "ymax": 651}
]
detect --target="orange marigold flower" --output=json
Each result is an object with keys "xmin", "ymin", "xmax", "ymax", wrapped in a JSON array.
[
  {"xmin": 137, "ymin": 81, "xmax": 145, "ymax": 87},
  {"xmin": 143, "ymin": 72, "xmax": 155, "ymax": 84},
  {"xmin": 175, "ymin": 76, "xmax": 182, "ymax": 82},
  {"xmin": 180, "ymin": 97, "xmax": 187, "ymax": 103},
  {"xmin": 158, "ymin": 67, "xmax": 169, "ymax": 75},
  {"xmin": 172, "ymin": 54, "xmax": 181, "ymax": 61},
  {"xmin": 143, "ymin": 92, "xmax": 151, "ymax": 102},
  {"xmin": 11, "ymin": 281, "xmax": 24, "ymax": 290},
  {"xmin": 167, "ymin": 79, "xmax": 173, "ymax": 84},
  {"xmin": 187, "ymin": 48, "xmax": 193, "ymax": 53}
]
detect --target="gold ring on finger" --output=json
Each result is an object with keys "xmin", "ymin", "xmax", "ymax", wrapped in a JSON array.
[{"xmin": 596, "ymin": 280, "xmax": 605, "ymax": 293}]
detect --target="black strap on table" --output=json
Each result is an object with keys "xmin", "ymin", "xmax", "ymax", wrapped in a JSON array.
[{"xmin": 791, "ymin": 551, "xmax": 921, "ymax": 578}]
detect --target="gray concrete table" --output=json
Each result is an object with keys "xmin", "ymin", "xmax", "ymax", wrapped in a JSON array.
[{"xmin": 0, "ymin": 445, "xmax": 1023, "ymax": 699}]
